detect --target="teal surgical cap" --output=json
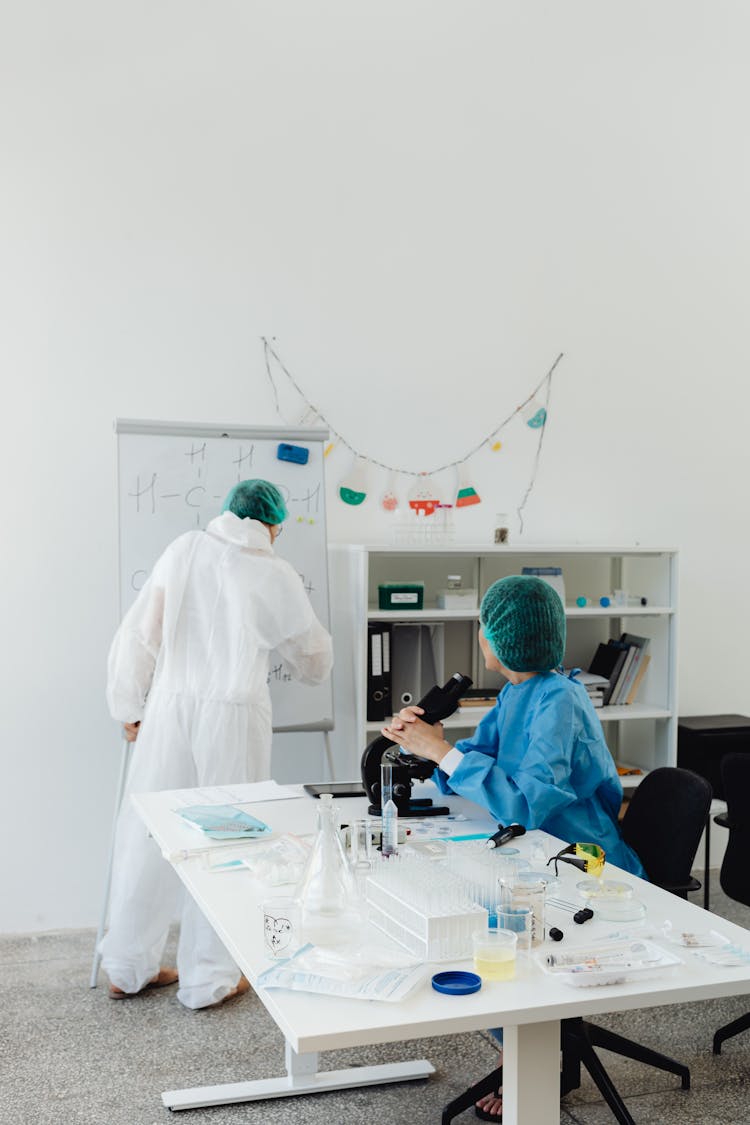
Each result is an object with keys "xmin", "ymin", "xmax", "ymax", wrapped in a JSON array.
[
  {"xmin": 480, "ymin": 575, "xmax": 566, "ymax": 672},
  {"xmin": 221, "ymin": 479, "xmax": 288, "ymax": 525}
]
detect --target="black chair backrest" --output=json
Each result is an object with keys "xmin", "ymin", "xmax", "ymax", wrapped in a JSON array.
[
  {"xmin": 621, "ymin": 767, "xmax": 712, "ymax": 889},
  {"xmin": 719, "ymin": 753, "xmax": 750, "ymax": 907}
]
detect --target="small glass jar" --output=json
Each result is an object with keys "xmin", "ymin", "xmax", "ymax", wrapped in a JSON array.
[
  {"xmin": 494, "ymin": 514, "xmax": 510, "ymax": 545},
  {"xmin": 508, "ymin": 879, "xmax": 546, "ymax": 947}
]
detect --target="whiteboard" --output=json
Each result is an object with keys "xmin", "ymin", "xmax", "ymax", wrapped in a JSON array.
[{"xmin": 115, "ymin": 419, "xmax": 332, "ymax": 732}]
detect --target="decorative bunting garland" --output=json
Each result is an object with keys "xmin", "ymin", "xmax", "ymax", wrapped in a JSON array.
[{"xmin": 262, "ymin": 337, "xmax": 563, "ymax": 533}]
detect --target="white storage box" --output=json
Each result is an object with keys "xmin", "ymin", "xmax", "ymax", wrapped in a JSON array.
[{"xmin": 436, "ymin": 588, "xmax": 478, "ymax": 611}]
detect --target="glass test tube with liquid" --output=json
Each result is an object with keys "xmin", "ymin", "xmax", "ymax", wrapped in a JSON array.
[{"xmin": 380, "ymin": 762, "xmax": 399, "ymax": 857}]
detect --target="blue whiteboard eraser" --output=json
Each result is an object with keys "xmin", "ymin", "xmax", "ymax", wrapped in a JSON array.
[{"xmin": 277, "ymin": 443, "xmax": 309, "ymax": 465}]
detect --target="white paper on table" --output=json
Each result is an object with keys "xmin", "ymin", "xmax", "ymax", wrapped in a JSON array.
[{"xmin": 168, "ymin": 781, "xmax": 304, "ymax": 808}]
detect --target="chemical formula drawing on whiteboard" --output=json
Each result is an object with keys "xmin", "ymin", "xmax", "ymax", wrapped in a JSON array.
[{"xmin": 115, "ymin": 421, "xmax": 332, "ymax": 732}]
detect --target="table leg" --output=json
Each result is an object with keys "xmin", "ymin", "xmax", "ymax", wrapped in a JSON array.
[
  {"xmin": 502, "ymin": 1021, "xmax": 560, "ymax": 1125},
  {"xmin": 161, "ymin": 1041, "xmax": 435, "ymax": 1110},
  {"xmin": 704, "ymin": 812, "xmax": 710, "ymax": 911}
]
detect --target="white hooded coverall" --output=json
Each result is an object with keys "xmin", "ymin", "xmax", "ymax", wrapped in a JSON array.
[{"xmin": 99, "ymin": 511, "xmax": 333, "ymax": 1007}]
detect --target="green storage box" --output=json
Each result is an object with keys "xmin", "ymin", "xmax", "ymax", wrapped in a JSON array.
[{"xmin": 378, "ymin": 581, "xmax": 425, "ymax": 611}]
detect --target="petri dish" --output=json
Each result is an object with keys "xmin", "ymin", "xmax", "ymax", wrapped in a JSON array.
[
  {"xmin": 591, "ymin": 897, "xmax": 647, "ymax": 923},
  {"xmin": 576, "ymin": 879, "xmax": 634, "ymax": 900}
]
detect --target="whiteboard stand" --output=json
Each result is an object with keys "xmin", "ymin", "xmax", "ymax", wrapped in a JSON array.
[
  {"xmin": 89, "ymin": 738, "xmax": 132, "ymax": 988},
  {"xmin": 323, "ymin": 730, "xmax": 335, "ymax": 781}
]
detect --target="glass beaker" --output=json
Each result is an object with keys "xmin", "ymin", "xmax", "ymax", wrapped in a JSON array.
[
  {"xmin": 472, "ymin": 929, "xmax": 517, "ymax": 981},
  {"xmin": 261, "ymin": 896, "xmax": 301, "ymax": 959},
  {"xmin": 495, "ymin": 906, "xmax": 533, "ymax": 957},
  {"xmin": 349, "ymin": 818, "xmax": 373, "ymax": 869},
  {"xmin": 509, "ymin": 879, "xmax": 546, "ymax": 947}
]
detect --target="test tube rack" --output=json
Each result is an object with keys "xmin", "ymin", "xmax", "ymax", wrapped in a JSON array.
[{"xmin": 365, "ymin": 859, "xmax": 488, "ymax": 962}]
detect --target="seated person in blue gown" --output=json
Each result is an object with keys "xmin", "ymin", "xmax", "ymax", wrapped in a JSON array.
[{"xmin": 383, "ymin": 574, "xmax": 646, "ymax": 1120}]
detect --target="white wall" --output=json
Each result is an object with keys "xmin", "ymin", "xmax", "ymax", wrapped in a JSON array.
[{"xmin": 2, "ymin": 0, "xmax": 749, "ymax": 932}]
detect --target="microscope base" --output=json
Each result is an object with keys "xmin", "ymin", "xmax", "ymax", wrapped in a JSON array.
[{"xmin": 368, "ymin": 799, "xmax": 451, "ymax": 818}]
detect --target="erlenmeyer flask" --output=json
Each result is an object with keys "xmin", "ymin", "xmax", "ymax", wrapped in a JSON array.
[{"xmin": 296, "ymin": 795, "xmax": 358, "ymax": 940}]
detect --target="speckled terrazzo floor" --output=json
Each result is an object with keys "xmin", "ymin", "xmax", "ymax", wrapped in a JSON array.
[{"xmin": 2, "ymin": 879, "xmax": 750, "ymax": 1124}]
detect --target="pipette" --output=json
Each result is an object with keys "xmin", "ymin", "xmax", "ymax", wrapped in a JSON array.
[{"xmin": 486, "ymin": 823, "xmax": 526, "ymax": 849}]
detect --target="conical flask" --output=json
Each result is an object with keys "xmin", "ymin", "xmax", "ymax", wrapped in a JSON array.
[{"xmin": 296, "ymin": 794, "xmax": 356, "ymax": 922}]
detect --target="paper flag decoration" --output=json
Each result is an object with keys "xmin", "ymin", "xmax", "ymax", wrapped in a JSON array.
[
  {"xmin": 380, "ymin": 471, "xmax": 400, "ymax": 512},
  {"xmin": 523, "ymin": 399, "xmax": 547, "ymax": 428},
  {"xmin": 408, "ymin": 473, "xmax": 440, "ymax": 515},
  {"xmin": 339, "ymin": 457, "xmax": 369, "ymax": 505},
  {"xmin": 455, "ymin": 468, "xmax": 481, "ymax": 508}
]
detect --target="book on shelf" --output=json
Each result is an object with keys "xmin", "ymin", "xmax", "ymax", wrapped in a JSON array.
[
  {"xmin": 587, "ymin": 634, "xmax": 652, "ymax": 707},
  {"xmin": 615, "ymin": 633, "xmax": 651, "ymax": 704},
  {"xmin": 567, "ymin": 670, "xmax": 609, "ymax": 690},
  {"xmin": 624, "ymin": 652, "xmax": 651, "ymax": 704},
  {"xmin": 608, "ymin": 644, "xmax": 638, "ymax": 705},
  {"xmin": 563, "ymin": 669, "xmax": 607, "ymax": 709},
  {"xmin": 587, "ymin": 641, "xmax": 630, "ymax": 705}
]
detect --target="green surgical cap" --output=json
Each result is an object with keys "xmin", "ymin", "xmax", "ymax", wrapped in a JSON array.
[
  {"xmin": 480, "ymin": 575, "xmax": 566, "ymax": 672},
  {"xmin": 221, "ymin": 479, "xmax": 288, "ymax": 525}
]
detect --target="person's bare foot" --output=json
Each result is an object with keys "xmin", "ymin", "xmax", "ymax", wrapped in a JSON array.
[
  {"xmin": 210, "ymin": 974, "xmax": 251, "ymax": 1007},
  {"xmin": 109, "ymin": 967, "xmax": 179, "ymax": 999},
  {"xmin": 475, "ymin": 1090, "xmax": 503, "ymax": 1118},
  {"xmin": 475, "ymin": 1048, "xmax": 503, "ymax": 1119}
]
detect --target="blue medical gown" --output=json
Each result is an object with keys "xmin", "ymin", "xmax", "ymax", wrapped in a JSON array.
[{"xmin": 433, "ymin": 672, "xmax": 647, "ymax": 878}]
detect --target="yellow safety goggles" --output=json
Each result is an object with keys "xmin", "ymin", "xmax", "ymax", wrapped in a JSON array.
[{"xmin": 546, "ymin": 842, "xmax": 606, "ymax": 878}]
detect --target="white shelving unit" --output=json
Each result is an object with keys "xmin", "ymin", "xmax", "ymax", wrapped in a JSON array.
[{"xmin": 328, "ymin": 544, "xmax": 678, "ymax": 787}]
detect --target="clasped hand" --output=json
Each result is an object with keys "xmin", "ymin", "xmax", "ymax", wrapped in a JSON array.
[{"xmin": 381, "ymin": 706, "xmax": 452, "ymax": 766}]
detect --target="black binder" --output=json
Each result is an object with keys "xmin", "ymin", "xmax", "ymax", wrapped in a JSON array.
[{"xmin": 367, "ymin": 623, "xmax": 392, "ymax": 721}]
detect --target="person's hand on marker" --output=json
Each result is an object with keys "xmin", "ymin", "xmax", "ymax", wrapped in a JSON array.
[
  {"xmin": 381, "ymin": 706, "xmax": 452, "ymax": 765},
  {"xmin": 123, "ymin": 721, "xmax": 140, "ymax": 743}
]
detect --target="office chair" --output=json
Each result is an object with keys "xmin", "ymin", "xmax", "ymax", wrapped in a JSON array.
[
  {"xmin": 620, "ymin": 767, "xmax": 712, "ymax": 897},
  {"xmin": 442, "ymin": 767, "xmax": 712, "ymax": 1125},
  {"xmin": 713, "ymin": 753, "xmax": 750, "ymax": 1055}
]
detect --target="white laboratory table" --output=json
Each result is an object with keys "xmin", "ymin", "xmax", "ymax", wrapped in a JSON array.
[{"xmin": 133, "ymin": 782, "xmax": 750, "ymax": 1124}]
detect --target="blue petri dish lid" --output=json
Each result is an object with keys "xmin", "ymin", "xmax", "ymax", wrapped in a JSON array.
[{"xmin": 431, "ymin": 971, "xmax": 482, "ymax": 996}]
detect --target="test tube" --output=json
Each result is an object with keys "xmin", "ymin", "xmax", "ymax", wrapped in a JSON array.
[{"xmin": 380, "ymin": 763, "xmax": 398, "ymax": 857}]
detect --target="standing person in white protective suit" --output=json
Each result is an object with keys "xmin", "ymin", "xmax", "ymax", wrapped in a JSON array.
[{"xmin": 99, "ymin": 479, "xmax": 333, "ymax": 1008}]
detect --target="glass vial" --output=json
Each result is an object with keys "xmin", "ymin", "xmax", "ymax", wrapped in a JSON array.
[{"xmin": 494, "ymin": 514, "xmax": 510, "ymax": 545}]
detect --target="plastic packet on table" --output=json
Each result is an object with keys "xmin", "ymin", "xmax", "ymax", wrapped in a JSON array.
[
  {"xmin": 688, "ymin": 941, "xmax": 750, "ymax": 967},
  {"xmin": 203, "ymin": 834, "xmax": 310, "ymax": 881},
  {"xmin": 179, "ymin": 804, "xmax": 272, "ymax": 840},
  {"xmin": 256, "ymin": 942, "xmax": 429, "ymax": 1002},
  {"xmin": 660, "ymin": 921, "xmax": 734, "ymax": 949},
  {"xmin": 537, "ymin": 939, "xmax": 683, "ymax": 988}
]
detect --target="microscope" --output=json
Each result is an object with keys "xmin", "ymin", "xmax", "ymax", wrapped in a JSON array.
[{"xmin": 360, "ymin": 672, "xmax": 473, "ymax": 817}]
